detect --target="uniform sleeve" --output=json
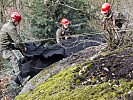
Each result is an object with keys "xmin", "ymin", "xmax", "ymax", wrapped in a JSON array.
[
  {"xmin": 8, "ymin": 28, "xmax": 22, "ymax": 43},
  {"xmin": 8, "ymin": 28, "xmax": 26, "ymax": 50},
  {"xmin": 112, "ymin": 12, "xmax": 116, "ymax": 27},
  {"xmin": 69, "ymin": 27, "xmax": 75, "ymax": 35},
  {"xmin": 121, "ymin": 21, "xmax": 128, "ymax": 29},
  {"xmin": 121, "ymin": 17, "xmax": 128, "ymax": 29},
  {"xmin": 102, "ymin": 17, "xmax": 106, "ymax": 30},
  {"xmin": 56, "ymin": 28, "xmax": 62, "ymax": 43}
]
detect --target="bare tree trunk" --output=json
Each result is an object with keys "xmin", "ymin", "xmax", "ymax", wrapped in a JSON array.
[{"xmin": 0, "ymin": 0, "xmax": 6, "ymax": 23}]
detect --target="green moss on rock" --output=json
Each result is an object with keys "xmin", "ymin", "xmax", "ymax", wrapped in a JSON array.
[{"xmin": 15, "ymin": 62, "xmax": 133, "ymax": 100}]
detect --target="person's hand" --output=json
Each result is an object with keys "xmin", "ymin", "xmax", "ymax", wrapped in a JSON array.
[
  {"xmin": 101, "ymin": 22, "xmax": 105, "ymax": 30},
  {"xmin": 20, "ymin": 46, "xmax": 27, "ymax": 52},
  {"xmin": 113, "ymin": 27, "xmax": 119, "ymax": 31},
  {"xmin": 24, "ymin": 47, "xmax": 27, "ymax": 51},
  {"xmin": 103, "ymin": 25, "xmax": 106, "ymax": 30}
]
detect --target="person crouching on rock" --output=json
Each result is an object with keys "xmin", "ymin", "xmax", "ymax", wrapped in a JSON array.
[
  {"xmin": 56, "ymin": 18, "xmax": 73, "ymax": 44},
  {"xmin": 101, "ymin": 3, "xmax": 128, "ymax": 49}
]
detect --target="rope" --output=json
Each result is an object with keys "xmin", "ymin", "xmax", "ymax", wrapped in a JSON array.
[
  {"xmin": 58, "ymin": 39, "xmax": 103, "ymax": 49},
  {"xmin": 19, "ymin": 27, "xmax": 133, "ymax": 44}
]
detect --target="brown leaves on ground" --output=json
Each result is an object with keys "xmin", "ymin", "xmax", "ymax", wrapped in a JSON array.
[{"xmin": 0, "ymin": 75, "xmax": 12, "ymax": 100}]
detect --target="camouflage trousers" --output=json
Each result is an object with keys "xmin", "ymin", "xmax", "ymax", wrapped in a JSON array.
[{"xmin": 1, "ymin": 49, "xmax": 20, "ymax": 74}]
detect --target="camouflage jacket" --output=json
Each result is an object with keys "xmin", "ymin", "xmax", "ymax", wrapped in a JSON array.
[
  {"xmin": 102, "ymin": 10, "xmax": 128, "ymax": 31},
  {"xmin": 56, "ymin": 26, "xmax": 73, "ymax": 43},
  {"xmin": 0, "ymin": 20, "xmax": 25, "ymax": 50}
]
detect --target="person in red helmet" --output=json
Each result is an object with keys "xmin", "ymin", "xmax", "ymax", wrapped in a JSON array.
[
  {"xmin": 56, "ymin": 18, "xmax": 73, "ymax": 43},
  {"xmin": 0, "ymin": 11, "xmax": 26, "ymax": 75},
  {"xmin": 101, "ymin": 3, "xmax": 128, "ymax": 49},
  {"xmin": 101, "ymin": 3, "xmax": 116, "ymax": 29}
]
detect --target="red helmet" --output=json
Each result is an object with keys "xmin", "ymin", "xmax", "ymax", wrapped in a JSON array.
[
  {"xmin": 101, "ymin": 3, "xmax": 111, "ymax": 14},
  {"xmin": 11, "ymin": 12, "xmax": 21, "ymax": 22},
  {"xmin": 61, "ymin": 18, "xmax": 69, "ymax": 25}
]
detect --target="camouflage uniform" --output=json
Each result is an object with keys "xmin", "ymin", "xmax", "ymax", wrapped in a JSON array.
[
  {"xmin": 102, "ymin": 10, "xmax": 127, "ymax": 49},
  {"xmin": 0, "ymin": 20, "xmax": 25, "ymax": 74},
  {"xmin": 56, "ymin": 26, "xmax": 73, "ymax": 43}
]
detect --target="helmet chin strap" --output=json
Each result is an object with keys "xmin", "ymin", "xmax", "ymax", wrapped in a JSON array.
[
  {"xmin": 11, "ymin": 18, "xmax": 15, "ymax": 22},
  {"xmin": 63, "ymin": 24, "xmax": 68, "ymax": 29},
  {"xmin": 12, "ymin": 20, "xmax": 20, "ymax": 26}
]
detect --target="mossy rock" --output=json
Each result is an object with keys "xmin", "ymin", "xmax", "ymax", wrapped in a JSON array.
[
  {"xmin": 16, "ymin": 45, "xmax": 133, "ymax": 99},
  {"xmin": 19, "ymin": 44, "xmax": 104, "ymax": 95},
  {"xmin": 15, "ymin": 63, "xmax": 133, "ymax": 100}
]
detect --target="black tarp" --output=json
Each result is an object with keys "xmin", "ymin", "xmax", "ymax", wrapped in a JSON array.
[
  {"xmin": 15, "ymin": 42, "xmax": 66, "ymax": 85},
  {"xmin": 15, "ymin": 37, "xmax": 101, "ymax": 85}
]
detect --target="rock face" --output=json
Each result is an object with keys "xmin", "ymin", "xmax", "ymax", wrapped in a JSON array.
[
  {"xmin": 19, "ymin": 43, "xmax": 106, "ymax": 95},
  {"xmin": 77, "ymin": 47, "xmax": 133, "ymax": 86},
  {"xmin": 15, "ymin": 44, "xmax": 133, "ymax": 100},
  {"xmin": 0, "ymin": 33, "xmax": 105, "ymax": 99}
]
